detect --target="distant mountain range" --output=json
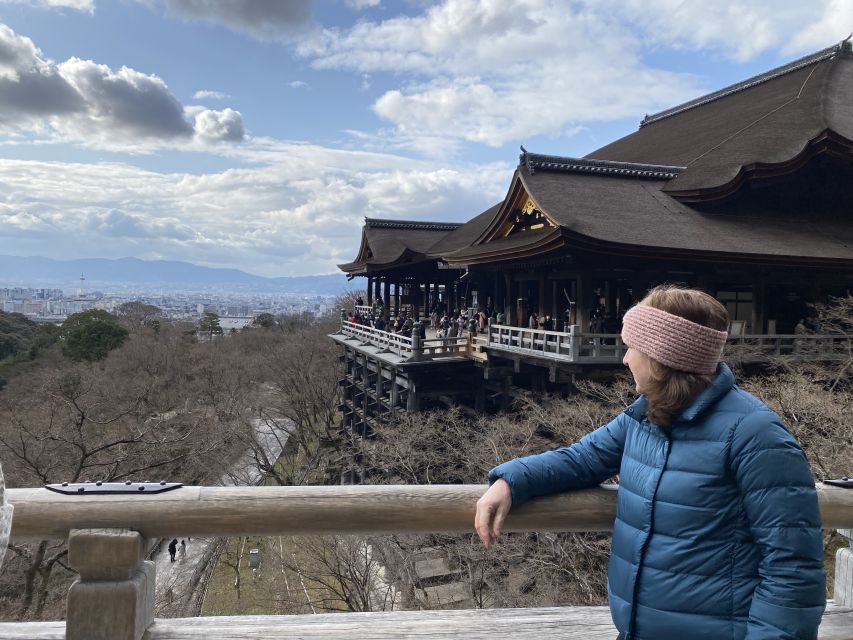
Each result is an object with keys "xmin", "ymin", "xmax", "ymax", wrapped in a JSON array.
[{"xmin": 0, "ymin": 255, "xmax": 352, "ymax": 296}]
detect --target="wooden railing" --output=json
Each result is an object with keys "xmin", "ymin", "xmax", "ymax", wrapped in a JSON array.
[
  {"xmin": 341, "ymin": 317, "xmax": 852, "ymax": 367},
  {"xmin": 485, "ymin": 324, "xmax": 852, "ymax": 365},
  {"xmin": 354, "ymin": 304, "xmax": 414, "ymax": 318},
  {"xmin": 4, "ymin": 483, "xmax": 853, "ymax": 640},
  {"xmin": 340, "ymin": 319, "xmax": 471, "ymax": 361},
  {"xmin": 486, "ymin": 323, "xmax": 626, "ymax": 363},
  {"xmin": 727, "ymin": 333, "xmax": 852, "ymax": 358},
  {"xmin": 341, "ymin": 320, "xmax": 414, "ymax": 357}
]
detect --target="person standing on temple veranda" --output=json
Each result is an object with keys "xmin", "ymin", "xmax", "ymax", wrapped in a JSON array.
[{"xmin": 475, "ymin": 285, "xmax": 825, "ymax": 640}]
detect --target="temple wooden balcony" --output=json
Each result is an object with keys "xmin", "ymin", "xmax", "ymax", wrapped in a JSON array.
[
  {"xmin": 3, "ymin": 483, "xmax": 852, "ymax": 640},
  {"xmin": 336, "ymin": 317, "xmax": 852, "ymax": 371},
  {"xmin": 333, "ymin": 319, "xmax": 473, "ymax": 365}
]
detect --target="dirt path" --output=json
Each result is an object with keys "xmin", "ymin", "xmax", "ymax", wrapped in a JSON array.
[{"xmin": 152, "ymin": 415, "xmax": 290, "ymax": 616}]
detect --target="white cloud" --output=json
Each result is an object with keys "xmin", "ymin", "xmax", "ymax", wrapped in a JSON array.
[
  {"xmin": 0, "ymin": 0, "xmax": 94, "ymax": 13},
  {"xmin": 300, "ymin": 0, "xmax": 705, "ymax": 147},
  {"xmin": 608, "ymin": 0, "xmax": 850, "ymax": 62},
  {"xmin": 785, "ymin": 0, "xmax": 853, "ymax": 54},
  {"xmin": 0, "ymin": 22, "xmax": 245, "ymax": 149},
  {"xmin": 155, "ymin": 0, "xmax": 313, "ymax": 41},
  {"xmin": 345, "ymin": 0, "xmax": 381, "ymax": 9},
  {"xmin": 193, "ymin": 107, "xmax": 245, "ymax": 142},
  {"xmin": 288, "ymin": 80, "xmax": 309, "ymax": 89},
  {"xmin": 295, "ymin": 0, "xmax": 853, "ymax": 149},
  {"xmin": 193, "ymin": 89, "xmax": 231, "ymax": 100},
  {"xmin": 0, "ymin": 148, "xmax": 507, "ymax": 276}
]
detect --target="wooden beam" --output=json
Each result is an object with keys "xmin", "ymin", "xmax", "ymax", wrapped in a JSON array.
[{"xmin": 9, "ymin": 483, "xmax": 850, "ymax": 541}]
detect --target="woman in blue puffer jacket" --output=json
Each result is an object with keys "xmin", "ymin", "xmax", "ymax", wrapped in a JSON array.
[{"xmin": 475, "ymin": 285, "xmax": 825, "ymax": 640}]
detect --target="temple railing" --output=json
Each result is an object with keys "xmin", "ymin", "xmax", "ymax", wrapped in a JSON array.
[
  {"xmin": 3, "ymin": 483, "xmax": 852, "ymax": 640},
  {"xmin": 353, "ymin": 304, "xmax": 414, "ymax": 318},
  {"xmin": 340, "ymin": 319, "xmax": 471, "ymax": 360},
  {"xmin": 484, "ymin": 324, "xmax": 852, "ymax": 365},
  {"xmin": 485, "ymin": 323, "xmax": 626, "ymax": 363},
  {"xmin": 341, "ymin": 319, "xmax": 414, "ymax": 357},
  {"xmin": 727, "ymin": 333, "xmax": 852, "ymax": 358},
  {"xmin": 340, "ymin": 317, "xmax": 852, "ymax": 366}
]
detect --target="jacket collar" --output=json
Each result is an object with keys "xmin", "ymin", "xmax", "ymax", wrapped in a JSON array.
[
  {"xmin": 623, "ymin": 362, "xmax": 736, "ymax": 424},
  {"xmin": 680, "ymin": 362, "xmax": 735, "ymax": 422}
]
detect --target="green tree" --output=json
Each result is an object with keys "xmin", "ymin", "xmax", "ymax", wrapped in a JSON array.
[
  {"xmin": 60, "ymin": 310, "xmax": 129, "ymax": 362},
  {"xmin": 252, "ymin": 312, "xmax": 276, "ymax": 329},
  {"xmin": 0, "ymin": 312, "xmax": 36, "ymax": 361},
  {"xmin": 199, "ymin": 312, "xmax": 223, "ymax": 340}
]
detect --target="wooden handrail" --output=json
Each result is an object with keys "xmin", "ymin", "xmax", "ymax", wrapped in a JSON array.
[{"xmin": 7, "ymin": 483, "xmax": 852, "ymax": 541}]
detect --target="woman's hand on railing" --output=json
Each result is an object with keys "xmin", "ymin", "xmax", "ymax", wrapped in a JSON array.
[{"xmin": 475, "ymin": 479, "xmax": 512, "ymax": 549}]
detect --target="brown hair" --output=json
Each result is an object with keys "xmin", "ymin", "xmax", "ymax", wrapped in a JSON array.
[{"xmin": 638, "ymin": 285, "xmax": 729, "ymax": 427}]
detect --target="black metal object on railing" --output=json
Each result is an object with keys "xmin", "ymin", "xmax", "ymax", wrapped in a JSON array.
[
  {"xmin": 45, "ymin": 481, "xmax": 183, "ymax": 495},
  {"xmin": 826, "ymin": 477, "xmax": 853, "ymax": 489}
]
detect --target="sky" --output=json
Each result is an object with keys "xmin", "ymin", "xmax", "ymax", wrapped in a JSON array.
[{"xmin": 0, "ymin": 0, "xmax": 851, "ymax": 277}]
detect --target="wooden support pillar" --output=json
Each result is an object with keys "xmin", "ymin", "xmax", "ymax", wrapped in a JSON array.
[
  {"xmin": 383, "ymin": 278, "xmax": 391, "ymax": 315},
  {"xmin": 504, "ymin": 273, "xmax": 513, "ymax": 323},
  {"xmin": 375, "ymin": 277, "xmax": 382, "ymax": 304},
  {"xmin": 752, "ymin": 276, "xmax": 766, "ymax": 334},
  {"xmin": 500, "ymin": 376, "xmax": 511, "ymax": 412},
  {"xmin": 424, "ymin": 283, "xmax": 431, "ymax": 318},
  {"xmin": 836, "ymin": 528, "xmax": 853, "ymax": 607},
  {"xmin": 538, "ymin": 274, "xmax": 546, "ymax": 317},
  {"xmin": 474, "ymin": 384, "xmax": 486, "ymax": 412},
  {"xmin": 366, "ymin": 277, "xmax": 373, "ymax": 306},
  {"xmin": 576, "ymin": 272, "xmax": 591, "ymax": 332},
  {"xmin": 390, "ymin": 371, "xmax": 399, "ymax": 409},
  {"xmin": 433, "ymin": 282, "xmax": 440, "ymax": 307},
  {"xmin": 602, "ymin": 280, "xmax": 610, "ymax": 314},
  {"xmin": 66, "ymin": 528, "xmax": 155, "ymax": 640},
  {"xmin": 551, "ymin": 279, "xmax": 558, "ymax": 325},
  {"xmin": 376, "ymin": 364, "xmax": 384, "ymax": 409},
  {"xmin": 406, "ymin": 380, "xmax": 420, "ymax": 412},
  {"xmin": 362, "ymin": 358, "xmax": 369, "ymax": 424},
  {"xmin": 394, "ymin": 283, "xmax": 400, "ymax": 315}
]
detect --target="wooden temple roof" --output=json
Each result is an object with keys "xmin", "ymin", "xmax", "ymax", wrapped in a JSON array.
[
  {"xmin": 440, "ymin": 162, "xmax": 853, "ymax": 267},
  {"xmin": 338, "ymin": 218, "xmax": 462, "ymax": 275},
  {"xmin": 340, "ymin": 40, "xmax": 853, "ymax": 276},
  {"xmin": 590, "ymin": 39, "xmax": 853, "ymax": 200}
]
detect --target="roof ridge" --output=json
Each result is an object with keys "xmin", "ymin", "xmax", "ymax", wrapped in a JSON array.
[
  {"xmin": 520, "ymin": 150, "xmax": 684, "ymax": 179},
  {"xmin": 640, "ymin": 40, "xmax": 851, "ymax": 128},
  {"xmin": 364, "ymin": 218, "xmax": 462, "ymax": 231}
]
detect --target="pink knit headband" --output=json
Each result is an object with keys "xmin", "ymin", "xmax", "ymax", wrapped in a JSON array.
[{"xmin": 621, "ymin": 305, "xmax": 728, "ymax": 375}]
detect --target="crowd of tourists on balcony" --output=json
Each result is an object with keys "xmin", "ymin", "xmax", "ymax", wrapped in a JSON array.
[{"xmin": 346, "ymin": 296, "xmax": 497, "ymax": 339}]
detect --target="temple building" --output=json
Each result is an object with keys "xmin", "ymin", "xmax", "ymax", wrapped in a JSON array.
[{"xmin": 332, "ymin": 40, "xmax": 853, "ymax": 431}]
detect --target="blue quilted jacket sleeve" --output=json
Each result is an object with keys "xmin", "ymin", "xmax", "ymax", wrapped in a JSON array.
[
  {"xmin": 729, "ymin": 410, "xmax": 826, "ymax": 640},
  {"xmin": 488, "ymin": 412, "xmax": 628, "ymax": 506}
]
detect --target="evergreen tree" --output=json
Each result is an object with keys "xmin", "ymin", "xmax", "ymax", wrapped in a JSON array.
[
  {"xmin": 60, "ymin": 310, "xmax": 128, "ymax": 361},
  {"xmin": 199, "ymin": 312, "xmax": 223, "ymax": 340}
]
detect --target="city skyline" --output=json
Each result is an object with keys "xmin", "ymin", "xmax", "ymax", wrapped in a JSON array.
[{"xmin": 0, "ymin": 1, "xmax": 850, "ymax": 276}]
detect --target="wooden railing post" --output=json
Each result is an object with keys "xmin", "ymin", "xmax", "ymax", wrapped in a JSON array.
[
  {"xmin": 66, "ymin": 528, "xmax": 154, "ymax": 640},
  {"xmin": 837, "ymin": 528, "xmax": 853, "ymax": 607},
  {"xmin": 569, "ymin": 325, "xmax": 580, "ymax": 362},
  {"xmin": 411, "ymin": 322, "xmax": 422, "ymax": 360},
  {"xmin": 0, "ymin": 462, "xmax": 12, "ymax": 570}
]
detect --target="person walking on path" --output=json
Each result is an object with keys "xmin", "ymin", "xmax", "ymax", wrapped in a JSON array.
[
  {"xmin": 475, "ymin": 285, "xmax": 825, "ymax": 640},
  {"xmin": 168, "ymin": 538, "xmax": 178, "ymax": 563}
]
